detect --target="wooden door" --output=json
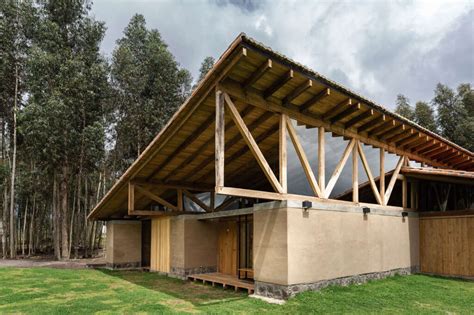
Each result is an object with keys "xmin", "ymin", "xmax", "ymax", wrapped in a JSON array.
[
  {"xmin": 150, "ymin": 217, "xmax": 170, "ymax": 273},
  {"xmin": 218, "ymin": 221, "xmax": 237, "ymax": 276}
]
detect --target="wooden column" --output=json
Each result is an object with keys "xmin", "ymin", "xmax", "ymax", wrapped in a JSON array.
[
  {"xmin": 128, "ymin": 182, "xmax": 135, "ymax": 214},
  {"xmin": 279, "ymin": 114, "xmax": 288, "ymax": 193},
  {"xmin": 410, "ymin": 181, "xmax": 416, "ymax": 210},
  {"xmin": 352, "ymin": 140, "xmax": 359, "ymax": 203},
  {"xmin": 177, "ymin": 189, "xmax": 183, "ymax": 211},
  {"xmin": 215, "ymin": 89, "xmax": 225, "ymax": 188},
  {"xmin": 318, "ymin": 126, "xmax": 325, "ymax": 197},
  {"xmin": 379, "ymin": 148, "xmax": 385, "ymax": 205},
  {"xmin": 402, "ymin": 171, "xmax": 408, "ymax": 209}
]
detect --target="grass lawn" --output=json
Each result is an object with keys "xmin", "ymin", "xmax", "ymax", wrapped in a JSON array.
[{"xmin": 0, "ymin": 268, "xmax": 473, "ymax": 314}]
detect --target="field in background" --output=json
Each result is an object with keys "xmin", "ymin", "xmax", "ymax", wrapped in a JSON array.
[{"xmin": 0, "ymin": 268, "xmax": 473, "ymax": 314}]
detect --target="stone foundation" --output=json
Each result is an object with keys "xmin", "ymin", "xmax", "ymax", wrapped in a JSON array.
[
  {"xmin": 255, "ymin": 266, "xmax": 419, "ymax": 299},
  {"xmin": 106, "ymin": 262, "xmax": 141, "ymax": 270},
  {"xmin": 169, "ymin": 265, "xmax": 217, "ymax": 279}
]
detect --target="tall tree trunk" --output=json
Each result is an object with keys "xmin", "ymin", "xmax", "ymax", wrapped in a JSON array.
[
  {"xmin": 9, "ymin": 64, "xmax": 18, "ymax": 259},
  {"xmin": 53, "ymin": 175, "xmax": 60, "ymax": 260},
  {"xmin": 28, "ymin": 194, "xmax": 36, "ymax": 256},
  {"xmin": 21, "ymin": 199, "xmax": 28, "ymax": 256},
  {"xmin": 60, "ymin": 166, "xmax": 69, "ymax": 259}
]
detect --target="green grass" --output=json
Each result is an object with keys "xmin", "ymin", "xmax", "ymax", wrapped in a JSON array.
[{"xmin": 0, "ymin": 268, "xmax": 473, "ymax": 314}]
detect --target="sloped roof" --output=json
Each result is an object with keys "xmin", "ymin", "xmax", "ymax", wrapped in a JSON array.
[{"xmin": 88, "ymin": 33, "xmax": 473, "ymax": 220}]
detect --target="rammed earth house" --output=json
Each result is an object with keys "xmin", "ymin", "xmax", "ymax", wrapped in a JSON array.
[{"xmin": 88, "ymin": 34, "xmax": 474, "ymax": 299}]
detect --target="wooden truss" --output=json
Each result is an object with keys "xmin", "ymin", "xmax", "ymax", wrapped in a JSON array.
[{"xmin": 215, "ymin": 90, "xmax": 416, "ymax": 209}]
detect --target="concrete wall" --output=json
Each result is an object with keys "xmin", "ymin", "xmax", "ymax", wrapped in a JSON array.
[
  {"xmin": 106, "ymin": 220, "xmax": 142, "ymax": 268},
  {"xmin": 253, "ymin": 202, "xmax": 419, "ymax": 287}
]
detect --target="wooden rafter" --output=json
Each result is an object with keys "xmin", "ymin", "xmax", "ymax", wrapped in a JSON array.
[
  {"xmin": 412, "ymin": 139, "xmax": 436, "ymax": 153},
  {"xmin": 322, "ymin": 98, "xmax": 352, "ymax": 120},
  {"xmin": 283, "ymin": 79, "xmax": 312, "ymax": 107},
  {"xmin": 384, "ymin": 155, "xmax": 405, "ymax": 205},
  {"xmin": 244, "ymin": 59, "xmax": 272, "ymax": 90},
  {"xmin": 357, "ymin": 141, "xmax": 383, "ymax": 205},
  {"xmin": 368, "ymin": 120, "xmax": 396, "ymax": 137},
  {"xmin": 299, "ymin": 88, "xmax": 330, "ymax": 112},
  {"xmin": 386, "ymin": 128, "xmax": 412, "ymax": 143},
  {"xmin": 224, "ymin": 93, "xmax": 284, "ymax": 193},
  {"xmin": 418, "ymin": 143, "xmax": 442, "ymax": 155},
  {"xmin": 396, "ymin": 133, "xmax": 421, "ymax": 147},
  {"xmin": 264, "ymin": 69, "xmax": 294, "ymax": 99},
  {"xmin": 345, "ymin": 109, "xmax": 374, "ymax": 129},
  {"xmin": 357, "ymin": 114, "xmax": 386, "ymax": 133},
  {"xmin": 379, "ymin": 124, "xmax": 406, "ymax": 140},
  {"xmin": 324, "ymin": 138, "xmax": 356, "ymax": 198},
  {"xmin": 330, "ymin": 102, "xmax": 361, "ymax": 124},
  {"xmin": 285, "ymin": 116, "xmax": 323, "ymax": 197}
]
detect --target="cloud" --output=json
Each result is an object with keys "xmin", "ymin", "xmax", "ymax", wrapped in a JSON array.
[{"xmin": 91, "ymin": 0, "xmax": 473, "ymax": 109}]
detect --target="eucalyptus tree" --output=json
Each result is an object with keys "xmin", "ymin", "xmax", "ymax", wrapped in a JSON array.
[
  {"xmin": 110, "ymin": 14, "xmax": 192, "ymax": 174},
  {"xmin": 20, "ymin": 0, "xmax": 109, "ymax": 259}
]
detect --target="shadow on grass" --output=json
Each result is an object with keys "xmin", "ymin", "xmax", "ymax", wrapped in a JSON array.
[{"xmin": 97, "ymin": 268, "xmax": 249, "ymax": 307}]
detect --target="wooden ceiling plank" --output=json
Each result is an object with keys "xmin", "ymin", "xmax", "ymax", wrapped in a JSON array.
[
  {"xmin": 329, "ymin": 102, "xmax": 362, "ymax": 124},
  {"xmin": 243, "ymin": 59, "xmax": 272, "ymax": 90},
  {"xmin": 263, "ymin": 69, "xmax": 294, "ymax": 99},
  {"xmin": 299, "ymin": 88, "xmax": 331, "ymax": 112},
  {"xmin": 345, "ymin": 109, "xmax": 374, "ymax": 129},
  {"xmin": 283, "ymin": 79, "xmax": 313, "ymax": 107}
]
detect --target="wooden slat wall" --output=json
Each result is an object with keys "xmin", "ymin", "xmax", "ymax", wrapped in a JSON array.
[
  {"xmin": 420, "ymin": 214, "xmax": 474, "ymax": 277},
  {"xmin": 150, "ymin": 217, "xmax": 170, "ymax": 273}
]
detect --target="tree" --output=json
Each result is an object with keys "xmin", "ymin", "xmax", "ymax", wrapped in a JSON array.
[
  {"xmin": 110, "ymin": 14, "xmax": 192, "ymax": 174},
  {"xmin": 414, "ymin": 101, "xmax": 436, "ymax": 132},
  {"xmin": 394, "ymin": 94, "xmax": 414, "ymax": 121},
  {"xmin": 20, "ymin": 0, "xmax": 109, "ymax": 259},
  {"xmin": 197, "ymin": 56, "xmax": 215, "ymax": 83}
]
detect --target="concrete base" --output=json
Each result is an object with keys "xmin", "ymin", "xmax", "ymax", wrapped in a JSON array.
[{"xmin": 255, "ymin": 266, "xmax": 419, "ymax": 299}]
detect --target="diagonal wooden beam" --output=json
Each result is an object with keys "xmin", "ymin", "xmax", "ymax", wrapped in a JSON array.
[
  {"xmin": 224, "ymin": 93, "xmax": 284, "ymax": 193},
  {"xmin": 357, "ymin": 114, "xmax": 386, "ymax": 133},
  {"xmin": 402, "ymin": 135, "xmax": 428, "ymax": 150},
  {"xmin": 330, "ymin": 102, "xmax": 361, "ymax": 124},
  {"xmin": 384, "ymin": 155, "xmax": 405, "ymax": 205},
  {"xmin": 286, "ymin": 117, "xmax": 323, "ymax": 198},
  {"xmin": 299, "ymin": 88, "xmax": 330, "ymax": 113},
  {"xmin": 214, "ymin": 196, "xmax": 238, "ymax": 212},
  {"xmin": 357, "ymin": 141, "xmax": 383, "ymax": 205},
  {"xmin": 325, "ymin": 139, "xmax": 356, "ymax": 198},
  {"xmin": 396, "ymin": 133, "xmax": 421, "ymax": 147},
  {"xmin": 244, "ymin": 59, "xmax": 272, "ymax": 90},
  {"xmin": 285, "ymin": 116, "xmax": 322, "ymax": 197},
  {"xmin": 345, "ymin": 109, "xmax": 374, "ymax": 129},
  {"xmin": 283, "ymin": 79, "xmax": 313, "ymax": 107},
  {"xmin": 264, "ymin": 69, "xmax": 294, "ymax": 99},
  {"xmin": 379, "ymin": 124, "xmax": 406, "ymax": 140},
  {"xmin": 368, "ymin": 120, "xmax": 396, "ymax": 137},
  {"xmin": 135, "ymin": 184, "xmax": 178, "ymax": 211},
  {"xmin": 386, "ymin": 128, "xmax": 412, "ymax": 143},
  {"xmin": 182, "ymin": 189, "xmax": 211, "ymax": 212}
]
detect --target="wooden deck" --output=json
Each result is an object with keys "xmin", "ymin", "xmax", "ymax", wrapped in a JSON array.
[{"xmin": 188, "ymin": 272, "xmax": 254, "ymax": 294}]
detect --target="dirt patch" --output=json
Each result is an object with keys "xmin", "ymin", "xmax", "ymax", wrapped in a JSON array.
[{"xmin": 0, "ymin": 257, "xmax": 104, "ymax": 269}]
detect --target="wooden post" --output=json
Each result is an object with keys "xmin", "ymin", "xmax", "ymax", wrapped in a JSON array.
[
  {"xmin": 352, "ymin": 140, "xmax": 358, "ymax": 203},
  {"xmin": 379, "ymin": 148, "xmax": 385, "ymax": 205},
  {"xmin": 210, "ymin": 192, "xmax": 215, "ymax": 212},
  {"xmin": 177, "ymin": 189, "xmax": 183, "ymax": 211},
  {"xmin": 215, "ymin": 89, "xmax": 225, "ymax": 188},
  {"xmin": 279, "ymin": 114, "xmax": 288, "ymax": 193},
  {"xmin": 410, "ymin": 181, "xmax": 416, "ymax": 210},
  {"xmin": 128, "ymin": 182, "xmax": 135, "ymax": 214},
  {"xmin": 318, "ymin": 126, "xmax": 325, "ymax": 197},
  {"xmin": 402, "ymin": 159, "xmax": 407, "ymax": 208}
]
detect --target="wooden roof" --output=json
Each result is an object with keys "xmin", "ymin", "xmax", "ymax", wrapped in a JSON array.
[{"xmin": 88, "ymin": 33, "xmax": 474, "ymax": 220}]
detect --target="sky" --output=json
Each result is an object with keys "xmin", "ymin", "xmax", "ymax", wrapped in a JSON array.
[{"xmin": 91, "ymin": 0, "xmax": 474, "ymax": 110}]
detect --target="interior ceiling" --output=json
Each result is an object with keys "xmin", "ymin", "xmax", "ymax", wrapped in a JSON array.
[{"xmin": 89, "ymin": 34, "xmax": 474, "ymax": 220}]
